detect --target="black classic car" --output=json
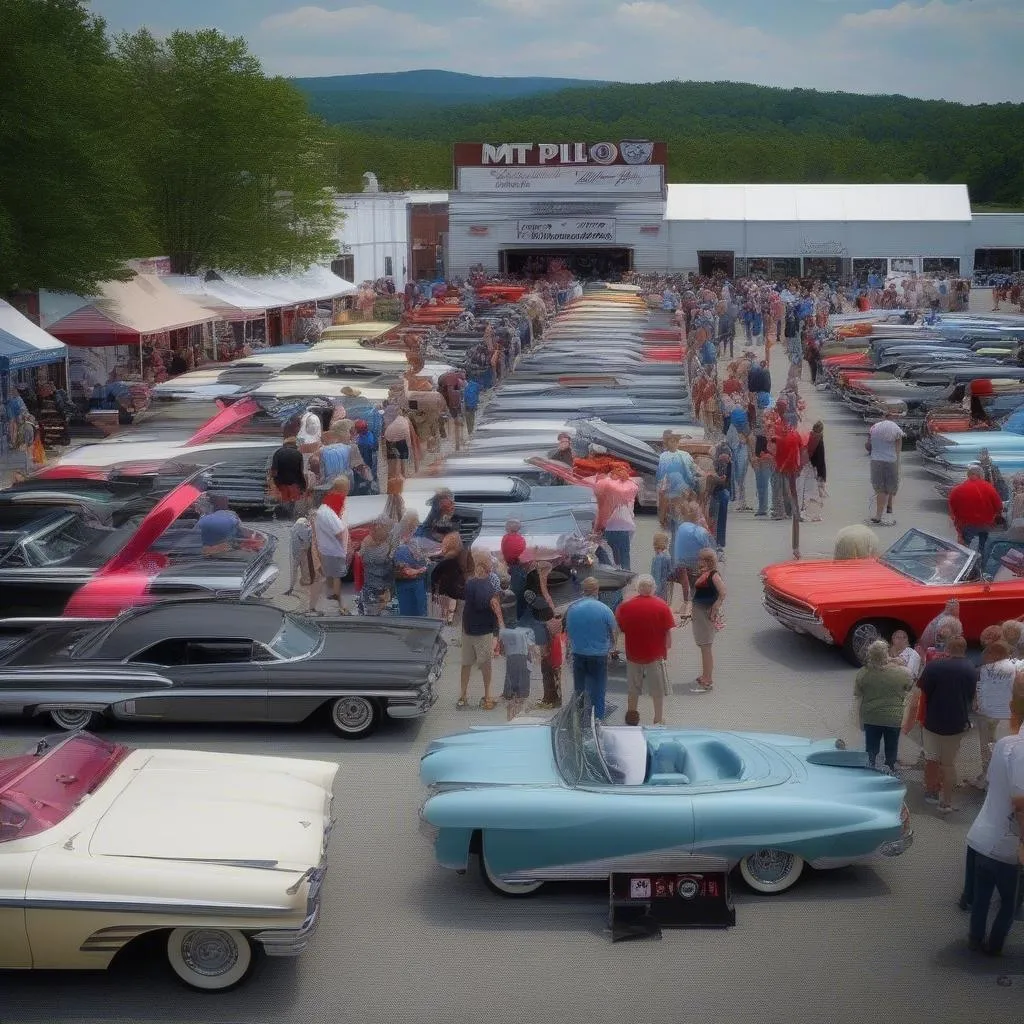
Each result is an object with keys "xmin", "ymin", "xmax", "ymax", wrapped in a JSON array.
[
  {"xmin": 0, "ymin": 479, "xmax": 277, "ymax": 617},
  {"xmin": 0, "ymin": 600, "xmax": 444, "ymax": 738}
]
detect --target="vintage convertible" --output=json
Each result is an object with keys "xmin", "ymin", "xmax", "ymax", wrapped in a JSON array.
[
  {"xmin": 418, "ymin": 697, "xmax": 912, "ymax": 897},
  {"xmin": 0, "ymin": 731, "xmax": 336, "ymax": 991},
  {"xmin": 763, "ymin": 527, "xmax": 1024, "ymax": 663},
  {"xmin": 0, "ymin": 599, "xmax": 445, "ymax": 738}
]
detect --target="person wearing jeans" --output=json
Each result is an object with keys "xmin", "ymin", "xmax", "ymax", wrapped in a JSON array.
[
  {"xmin": 959, "ymin": 722, "xmax": 1024, "ymax": 955},
  {"xmin": 854, "ymin": 639, "xmax": 913, "ymax": 772},
  {"xmin": 708, "ymin": 444, "xmax": 732, "ymax": 555},
  {"xmin": 564, "ymin": 577, "xmax": 618, "ymax": 721},
  {"xmin": 725, "ymin": 406, "xmax": 751, "ymax": 510},
  {"xmin": 751, "ymin": 429, "xmax": 773, "ymax": 517}
]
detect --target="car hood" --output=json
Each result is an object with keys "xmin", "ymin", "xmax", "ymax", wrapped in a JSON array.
[
  {"xmin": 88, "ymin": 749, "xmax": 337, "ymax": 871},
  {"xmin": 763, "ymin": 557, "xmax": 916, "ymax": 606},
  {"xmin": 421, "ymin": 725, "xmax": 560, "ymax": 787}
]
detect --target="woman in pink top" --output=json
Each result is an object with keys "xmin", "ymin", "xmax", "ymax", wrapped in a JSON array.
[{"xmin": 595, "ymin": 466, "xmax": 640, "ymax": 571}]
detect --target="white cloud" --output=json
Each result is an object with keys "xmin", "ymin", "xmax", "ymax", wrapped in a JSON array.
[
  {"xmin": 480, "ymin": 0, "xmax": 578, "ymax": 17},
  {"xmin": 249, "ymin": 0, "xmax": 1024, "ymax": 102},
  {"xmin": 841, "ymin": 0, "xmax": 1023, "ymax": 32},
  {"xmin": 260, "ymin": 5, "xmax": 450, "ymax": 50}
]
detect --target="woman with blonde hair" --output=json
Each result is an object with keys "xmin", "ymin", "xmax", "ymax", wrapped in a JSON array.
[
  {"xmin": 855, "ymin": 639, "xmax": 913, "ymax": 772},
  {"xmin": 690, "ymin": 548, "xmax": 726, "ymax": 693}
]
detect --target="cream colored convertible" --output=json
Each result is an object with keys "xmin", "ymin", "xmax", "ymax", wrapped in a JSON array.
[{"xmin": 0, "ymin": 732, "xmax": 337, "ymax": 991}]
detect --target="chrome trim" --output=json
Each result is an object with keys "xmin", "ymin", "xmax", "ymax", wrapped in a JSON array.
[
  {"xmin": 0, "ymin": 895, "xmax": 295, "ymax": 916},
  {"xmin": 502, "ymin": 849, "xmax": 732, "ymax": 882},
  {"xmin": 252, "ymin": 904, "xmax": 320, "ymax": 957},
  {"xmin": 762, "ymin": 591, "xmax": 833, "ymax": 644},
  {"xmin": 878, "ymin": 831, "xmax": 914, "ymax": 857}
]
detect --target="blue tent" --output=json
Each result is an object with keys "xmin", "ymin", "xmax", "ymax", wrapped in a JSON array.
[{"xmin": 0, "ymin": 300, "xmax": 66, "ymax": 372}]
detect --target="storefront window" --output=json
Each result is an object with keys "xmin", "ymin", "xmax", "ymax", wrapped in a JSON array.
[
  {"xmin": 802, "ymin": 257, "xmax": 843, "ymax": 279},
  {"xmin": 769, "ymin": 258, "xmax": 801, "ymax": 279},
  {"xmin": 973, "ymin": 249, "xmax": 1020, "ymax": 277},
  {"xmin": 922, "ymin": 257, "xmax": 960, "ymax": 274},
  {"xmin": 852, "ymin": 258, "xmax": 886, "ymax": 283}
]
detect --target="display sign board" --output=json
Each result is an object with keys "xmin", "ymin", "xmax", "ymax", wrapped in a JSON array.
[
  {"xmin": 458, "ymin": 165, "xmax": 664, "ymax": 195},
  {"xmin": 516, "ymin": 219, "xmax": 616, "ymax": 243},
  {"xmin": 608, "ymin": 871, "xmax": 735, "ymax": 939},
  {"xmin": 454, "ymin": 141, "xmax": 667, "ymax": 168}
]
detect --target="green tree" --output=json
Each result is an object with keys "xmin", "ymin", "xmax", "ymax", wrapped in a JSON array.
[
  {"xmin": 115, "ymin": 29, "xmax": 339, "ymax": 275},
  {"xmin": 0, "ymin": 0, "xmax": 147, "ymax": 294}
]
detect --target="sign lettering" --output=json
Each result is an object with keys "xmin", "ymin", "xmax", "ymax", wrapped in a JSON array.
[
  {"xmin": 455, "ymin": 141, "xmax": 665, "ymax": 168},
  {"xmin": 459, "ymin": 165, "xmax": 663, "ymax": 195},
  {"xmin": 515, "ymin": 219, "xmax": 616, "ymax": 243}
]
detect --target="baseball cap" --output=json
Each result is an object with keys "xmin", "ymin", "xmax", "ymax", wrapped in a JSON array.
[{"xmin": 662, "ymin": 428, "xmax": 683, "ymax": 441}]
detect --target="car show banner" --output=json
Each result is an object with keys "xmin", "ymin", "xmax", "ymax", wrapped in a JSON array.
[{"xmin": 515, "ymin": 219, "xmax": 617, "ymax": 243}]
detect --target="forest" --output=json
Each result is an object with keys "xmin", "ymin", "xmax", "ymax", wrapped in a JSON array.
[{"xmin": 317, "ymin": 78, "xmax": 1024, "ymax": 206}]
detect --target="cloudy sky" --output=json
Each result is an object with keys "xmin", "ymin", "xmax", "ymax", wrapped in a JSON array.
[{"xmin": 88, "ymin": 0, "xmax": 1023, "ymax": 103}]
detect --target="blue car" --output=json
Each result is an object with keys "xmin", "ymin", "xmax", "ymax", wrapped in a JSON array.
[{"xmin": 419, "ymin": 698, "xmax": 913, "ymax": 896}]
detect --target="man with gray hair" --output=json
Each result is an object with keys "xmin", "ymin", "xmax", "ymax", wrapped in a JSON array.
[
  {"xmin": 948, "ymin": 462, "xmax": 1004, "ymax": 551},
  {"xmin": 564, "ymin": 575, "xmax": 618, "ymax": 721},
  {"xmin": 615, "ymin": 574, "xmax": 676, "ymax": 727}
]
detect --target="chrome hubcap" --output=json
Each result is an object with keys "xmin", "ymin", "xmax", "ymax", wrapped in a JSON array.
[
  {"xmin": 179, "ymin": 930, "xmax": 239, "ymax": 977},
  {"xmin": 333, "ymin": 698, "xmax": 372, "ymax": 731},
  {"xmin": 852, "ymin": 623, "xmax": 881, "ymax": 663},
  {"xmin": 52, "ymin": 708, "xmax": 91, "ymax": 729},
  {"xmin": 747, "ymin": 849, "xmax": 795, "ymax": 883}
]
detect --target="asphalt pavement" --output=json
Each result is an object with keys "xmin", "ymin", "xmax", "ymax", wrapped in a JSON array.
[{"xmin": 3, "ymin": 328, "xmax": 1022, "ymax": 1023}]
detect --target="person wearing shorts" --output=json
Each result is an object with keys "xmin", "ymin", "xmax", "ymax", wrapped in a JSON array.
[
  {"xmin": 867, "ymin": 411, "xmax": 905, "ymax": 525},
  {"xmin": 918, "ymin": 636, "xmax": 978, "ymax": 814},
  {"xmin": 458, "ymin": 556, "xmax": 505, "ymax": 710},
  {"xmin": 615, "ymin": 575, "xmax": 675, "ymax": 726}
]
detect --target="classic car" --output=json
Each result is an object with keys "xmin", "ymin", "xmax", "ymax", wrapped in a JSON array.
[
  {"xmin": 0, "ymin": 477, "xmax": 277, "ymax": 618},
  {"xmin": 762, "ymin": 527, "xmax": 1024, "ymax": 664},
  {"xmin": 419, "ymin": 697, "xmax": 912, "ymax": 897},
  {"xmin": 0, "ymin": 599, "xmax": 445, "ymax": 738},
  {"xmin": 0, "ymin": 730, "xmax": 336, "ymax": 991}
]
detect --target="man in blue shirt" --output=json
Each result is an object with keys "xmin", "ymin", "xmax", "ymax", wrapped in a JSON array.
[
  {"xmin": 564, "ymin": 577, "xmax": 618, "ymax": 720},
  {"xmin": 463, "ymin": 378, "xmax": 481, "ymax": 433},
  {"xmin": 196, "ymin": 494, "xmax": 249, "ymax": 555}
]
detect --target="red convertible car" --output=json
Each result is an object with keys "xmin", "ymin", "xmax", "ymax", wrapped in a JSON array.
[{"xmin": 762, "ymin": 528, "xmax": 1024, "ymax": 664}]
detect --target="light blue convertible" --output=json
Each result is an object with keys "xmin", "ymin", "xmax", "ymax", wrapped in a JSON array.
[{"xmin": 419, "ymin": 698, "xmax": 913, "ymax": 896}]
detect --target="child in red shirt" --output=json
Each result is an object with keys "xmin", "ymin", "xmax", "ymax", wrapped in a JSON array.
[{"xmin": 539, "ymin": 619, "xmax": 563, "ymax": 709}]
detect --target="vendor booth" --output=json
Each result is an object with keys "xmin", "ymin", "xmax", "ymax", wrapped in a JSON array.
[
  {"xmin": 0, "ymin": 299, "xmax": 70, "ymax": 466},
  {"xmin": 41, "ymin": 275, "xmax": 218, "ymax": 432}
]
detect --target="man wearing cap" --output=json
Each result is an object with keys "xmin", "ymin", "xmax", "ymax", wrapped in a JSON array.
[
  {"xmin": 196, "ymin": 494, "xmax": 250, "ymax": 556},
  {"xmin": 948, "ymin": 464, "xmax": 1004, "ymax": 551}
]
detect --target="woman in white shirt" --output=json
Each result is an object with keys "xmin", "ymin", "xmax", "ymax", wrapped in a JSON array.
[
  {"xmin": 970, "ymin": 638, "xmax": 1015, "ymax": 789},
  {"xmin": 889, "ymin": 629, "xmax": 922, "ymax": 680}
]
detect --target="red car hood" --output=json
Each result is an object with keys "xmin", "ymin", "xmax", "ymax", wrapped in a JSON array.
[
  {"xmin": 186, "ymin": 397, "xmax": 260, "ymax": 446},
  {"xmin": 763, "ymin": 557, "xmax": 914, "ymax": 607},
  {"xmin": 98, "ymin": 480, "xmax": 202, "ymax": 576}
]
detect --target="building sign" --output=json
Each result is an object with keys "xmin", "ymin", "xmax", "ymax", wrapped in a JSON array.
[
  {"xmin": 458, "ymin": 165, "xmax": 664, "ymax": 195},
  {"xmin": 468, "ymin": 225, "xmax": 490, "ymax": 236},
  {"xmin": 515, "ymin": 219, "xmax": 616, "ymax": 243},
  {"xmin": 454, "ymin": 141, "xmax": 667, "ymax": 168},
  {"xmin": 640, "ymin": 224, "xmax": 661, "ymax": 235},
  {"xmin": 800, "ymin": 239, "xmax": 847, "ymax": 256}
]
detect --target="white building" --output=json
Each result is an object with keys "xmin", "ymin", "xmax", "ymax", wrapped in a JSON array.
[{"xmin": 663, "ymin": 183, "xmax": 979, "ymax": 279}]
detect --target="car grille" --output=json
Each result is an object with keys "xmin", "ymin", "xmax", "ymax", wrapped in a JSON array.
[{"xmin": 763, "ymin": 587, "xmax": 816, "ymax": 617}]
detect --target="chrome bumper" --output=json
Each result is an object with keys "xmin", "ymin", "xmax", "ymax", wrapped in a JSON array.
[
  {"xmin": 878, "ymin": 830, "xmax": 914, "ymax": 858},
  {"xmin": 763, "ymin": 591, "xmax": 833, "ymax": 644},
  {"xmin": 244, "ymin": 564, "xmax": 280, "ymax": 599},
  {"xmin": 386, "ymin": 682, "xmax": 438, "ymax": 720},
  {"xmin": 252, "ymin": 903, "xmax": 320, "ymax": 957}
]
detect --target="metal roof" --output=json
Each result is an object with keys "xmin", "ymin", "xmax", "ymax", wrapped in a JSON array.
[{"xmin": 663, "ymin": 183, "xmax": 972, "ymax": 223}]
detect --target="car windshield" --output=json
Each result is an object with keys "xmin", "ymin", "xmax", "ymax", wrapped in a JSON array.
[
  {"xmin": 552, "ymin": 694, "xmax": 613, "ymax": 787},
  {"xmin": 25, "ymin": 515, "xmax": 110, "ymax": 566},
  {"xmin": 269, "ymin": 614, "xmax": 321, "ymax": 659},
  {"xmin": 0, "ymin": 733, "xmax": 129, "ymax": 842},
  {"xmin": 881, "ymin": 528, "xmax": 974, "ymax": 585}
]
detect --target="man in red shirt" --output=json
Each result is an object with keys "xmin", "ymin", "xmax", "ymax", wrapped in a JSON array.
[
  {"xmin": 615, "ymin": 575, "xmax": 676, "ymax": 726},
  {"xmin": 772, "ymin": 408, "xmax": 804, "ymax": 560},
  {"xmin": 948, "ymin": 464, "xmax": 1004, "ymax": 551}
]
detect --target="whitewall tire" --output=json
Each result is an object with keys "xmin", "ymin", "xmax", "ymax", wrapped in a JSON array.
[
  {"xmin": 327, "ymin": 695, "xmax": 381, "ymax": 739},
  {"xmin": 738, "ymin": 850, "xmax": 805, "ymax": 894},
  {"xmin": 166, "ymin": 927, "xmax": 255, "ymax": 992},
  {"xmin": 480, "ymin": 840, "xmax": 545, "ymax": 897},
  {"xmin": 47, "ymin": 707, "xmax": 100, "ymax": 732}
]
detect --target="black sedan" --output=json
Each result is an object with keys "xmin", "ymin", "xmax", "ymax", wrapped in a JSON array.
[{"xmin": 0, "ymin": 600, "xmax": 445, "ymax": 738}]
